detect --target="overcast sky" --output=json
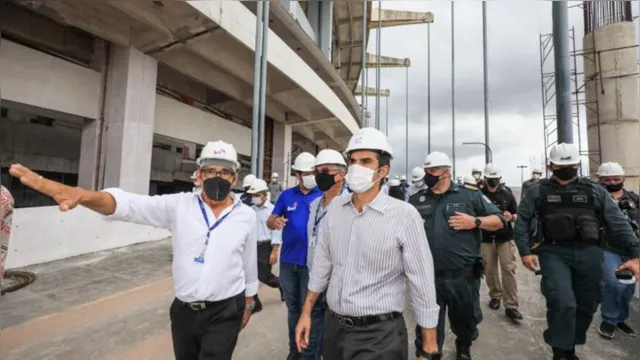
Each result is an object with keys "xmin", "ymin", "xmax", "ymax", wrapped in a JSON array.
[{"xmin": 361, "ymin": 0, "xmax": 636, "ymax": 185}]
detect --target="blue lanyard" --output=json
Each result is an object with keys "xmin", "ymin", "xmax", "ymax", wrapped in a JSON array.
[{"xmin": 197, "ymin": 197, "xmax": 235, "ymax": 245}]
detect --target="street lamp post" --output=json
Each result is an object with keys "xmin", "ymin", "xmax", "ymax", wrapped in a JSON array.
[
  {"xmin": 462, "ymin": 142, "xmax": 493, "ymax": 163},
  {"xmin": 517, "ymin": 165, "xmax": 528, "ymax": 185}
]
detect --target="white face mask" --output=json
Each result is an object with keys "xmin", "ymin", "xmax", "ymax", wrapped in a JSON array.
[
  {"xmin": 271, "ymin": 178, "xmax": 277, "ymax": 183},
  {"xmin": 473, "ymin": 173, "xmax": 481, "ymax": 180},
  {"xmin": 346, "ymin": 164, "xmax": 380, "ymax": 193},
  {"xmin": 413, "ymin": 180, "xmax": 424, "ymax": 188},
  {"xmin": 533, "ymin": 173, "xmax": 541, "ymax": 180},
  {"xmin": 302, "ymin": 174, "xmax": 316, "ymax": 189},
  {"xmin": 251, "ymin": 197, "xmax": 262, "ymax": 206}
]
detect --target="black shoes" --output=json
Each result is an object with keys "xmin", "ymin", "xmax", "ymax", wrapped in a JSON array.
[
  {"xmin": 286, "ymin": 352, "xmax": 301, "ymax": 360},
  {"xmin": 488, "ymin": 298, "xmax": 500, "ymax": 310},
  {"xmin": 505, "ymin": 308, "xmax": 523, "ymax": 320},
  {"xmin": 598, "ymin": 321, "xmax": 616, "ymax": 339},
  {"xmin": 552, "ymin": 347, "xmax": 579, "ymax": 360},
  {"xmin": 455, "ymin": 342, "xmax": 472, "ymax": 360},
  {"xmin": 279, "ymin": 286, "xmax": 285, "ymax": 302},
  {"xmin": 616, "ymin": 322, "xmax": 637, "ymax": 337},
  {"xmin": 252, "ymin": 295, "xmax": 263, "ymax": 314}
]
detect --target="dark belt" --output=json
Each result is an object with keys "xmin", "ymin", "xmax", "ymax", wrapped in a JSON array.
[
  {"xmin": 435, "ymin": 266, "xmax": 475, "ymax": 280},
  {"xmin": 329, "ymin": 309, "xmax": 401, "ymax": 328},
  {"xmin": 175, "ymin": 293, "xmax": 241, "ymax": 311},
  {"xmin": 257, "ymin": 240, "xmax": 271, "ymax": 245}
]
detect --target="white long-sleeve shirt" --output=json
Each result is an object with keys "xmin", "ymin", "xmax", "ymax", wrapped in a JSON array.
[
  {"xmin": 103, "ymin": 189, "xmax": 259, "ymax": 303},
  {"xmin": 252, "ymin": 201, "xmax": 282, "ymax": 244}
]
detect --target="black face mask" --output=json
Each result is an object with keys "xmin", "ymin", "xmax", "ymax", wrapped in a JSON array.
[
  {"xmin": 604, "ymin": 182, "xmax": 624, "ymax": 193},
  {"xmin": 203, "ymin": 177, "xmax": 232, "ymax": 201},
  {"xmin": 315, "ymin": 173, "xmax": 336, "ymax": 192},
  {"xmin": 552, "ymin": 167, "xmax": 578, "ymax": 181},
  {"xmin": 486, "ymin": 178, "xmax": 501, "ymax": 188},
  {"xmin": 424, "ymin": 173, "xmax": 440, "ymax": 188}
]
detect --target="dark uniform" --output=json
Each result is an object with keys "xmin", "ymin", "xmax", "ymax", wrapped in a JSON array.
[
  {"xmin": 515, "ymin": 178, "xmax": 640, "ymax": 356},
  {"xmin": 410, "ymin": 184, "xmax": 504, "ymax": 356},
  {"xmin": 521, "ymin": 179, "xmax": 539, "ymax": 200}
]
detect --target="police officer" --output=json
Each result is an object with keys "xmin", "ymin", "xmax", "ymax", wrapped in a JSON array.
[
  {"xmin": 594, "ymin": 162, "xmax": 639, "ymax": 339},
  {"xmin": 514, "ymin": 143, "xmax": 640, "ymax": 360},
  {"xmin": 410, "ymin": 151, "xmax": 505, "ymax": 360},
  {"xmin": 406, "ymin": 166, "xmax": 427, "ymax": 200},
  {"xmin": 471, "ymin": 167, "xmax": 484, "ymax": 189},
  {"xmin": 463, "ymin": 176, "xmax": 479, "ymax": 191},
  {"xmin": 521, "ymin": 168, "xmax": 544, "ymax": 201},
  {"xmin": 387, "ymin": 178, "xmax": 405, "ymax": 200},
  {"xmin": 480, "ymin": 164, "xmax": 522, "ymax": 320},
  {"xmin": 499, "ymin": 179, "xmax": 513, "ymax": 194}
]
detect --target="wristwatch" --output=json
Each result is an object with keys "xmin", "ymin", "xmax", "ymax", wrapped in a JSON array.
[
  {"xmin": 474, "ymin": 217, "xmax": 482, "ymax": 228},
  {"xmin": 245, "ymin": 302, "xmax": 255, "ymax": 311},
  {"xmin": 417, "ymin": 348, "xmax": 441, "ymax": 360}
]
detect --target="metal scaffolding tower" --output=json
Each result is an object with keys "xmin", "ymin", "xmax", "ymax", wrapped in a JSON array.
[{"xmin": 538, "ymin": 27, "xmax": 595, "ymax": 176}]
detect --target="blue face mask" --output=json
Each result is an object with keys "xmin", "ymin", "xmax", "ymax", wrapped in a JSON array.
[{"xmin": 424, "ymin": 173, "xmax": 440, "ymax": 188}]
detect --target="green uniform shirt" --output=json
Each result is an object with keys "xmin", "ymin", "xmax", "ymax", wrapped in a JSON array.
[
  {"xmin": 514, "ymin": 178, "xmax": 640, "ymax": 258},
  {"xmin": 409, "ymin": 183, "xmax": 504, "ymax": 271}
]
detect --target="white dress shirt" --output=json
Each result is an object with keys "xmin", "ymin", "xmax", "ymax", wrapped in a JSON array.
[
  {"xmin": 306, "ymin": 189, "xmax": 350, "ymax": 269},
  {"xmin": 252, "ymin": 201, "xmax": 282, "ymax": 244},
  {"xmin": 103, "ymin": 188, "xmax": 259, "ymax": 303}
]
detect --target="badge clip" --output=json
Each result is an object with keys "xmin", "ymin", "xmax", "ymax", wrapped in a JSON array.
[{"xmin": 193, "ymin": 256, "xmax": 205, "ymax": 264}]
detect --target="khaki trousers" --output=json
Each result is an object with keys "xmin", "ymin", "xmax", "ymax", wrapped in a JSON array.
[{"xmin": 481, "ymin": 240, "xmax": 519, "ymax": 309}]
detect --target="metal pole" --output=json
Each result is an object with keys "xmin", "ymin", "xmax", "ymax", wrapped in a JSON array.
[
  {"xmin": 427, "ymin": 23, "xmax": 431, "ymax": 153},
  {"xmin": 405, "ymin": 66, "xmax": 409, "ymax": 177},
  {"xmin": 463, "ymin": 142, "xmax": 493, "ymax": 163},
  {"xmin": 385, "ymin": 95, "xmax": 389, "ymax": 136},
  {"xmin": 451, "ymin": 2, "xmax": 456, "ymax": 177},
  {"xmin": 482, "ymin": 1, "xmax": 490, "ymax": 164},
  {"xmin": 375, "ymin": 0, "xmax": 382, "ymax": 129},
  {"xmin": 360, "ymin": 0, "xmax": 368, "ymax": 124},
  {"xmin": 570, "ymin": 26, "xmax": 583, "ymax": 176},
  {"xmin": 257, "ymin": 0, "xmax": 270, "ymax": 177},
  {"xmin": 552, "ymin": 0, "xmax": 573, "ymax": 144},
  {"xmin": 250, "ymin": 1, "xmax": 264, "ymax": 175}
]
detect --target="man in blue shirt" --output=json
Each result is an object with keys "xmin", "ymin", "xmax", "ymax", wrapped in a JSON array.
[{"xmin": 268, "ymin": 152, "xmax": 322, "ymax": 360}]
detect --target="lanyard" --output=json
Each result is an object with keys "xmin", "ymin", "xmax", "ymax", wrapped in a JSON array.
[
  {"xmin": 312, "ymin": 197, "xmax": 327, "ymax": 236},
  {"xmin": 194, "ymin": 197, "xmax": 235, "ymax": 263}
]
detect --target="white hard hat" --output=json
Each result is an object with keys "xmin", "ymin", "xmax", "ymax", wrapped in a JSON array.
[
  {"xmin": 548, "ymin": 143, "xmax": 580, "ymax": 166},
  {"xmin": 464, "ymin": 175, "xmax": 477, "ymax": 185},
  {"xmin": 242, "ymin": 174, "xmax": 257, "ymax": 188},
  {"xmin": 197, "ymin": 140, "xmax": 240, "ymax": 170},
  {"xmin": 292, "ymin": 152, "xmax": 316, "ymax": 172},
  {"xmin": 400, "ymin": 175, "xmax": 407, "ymax": 181},
  {"xmin": 190, "ymin": 171, "xmax": 197, "ymax": 180},
  {"xmin": 315, "ymin": 149, "xmax": 347, "ymax": 167},
  {"xmin": 483, "ymin": 164, "xmax": 501, "ymax": 178},
  {"xmin": 394, "ymin": 175, "xmax": 400, "ymax": 180},
  {"xmin": 272, "ymin": 173, "xmax": 279, "ymax": 178},
  {"xmin": 247, "ymin": 179, "xmax": 269, "ymax": 194},
  {"xmin": 389, "ymin": 178, "xmax": 401, "ymax": 186},
  {"xmin": 411, "ymin": 167, "xmax": 425, "ymax": 181},
  {"xmin": 424, "ymin": 152, "xmax": 452, "ymax": 169},
  {"xmin": 472, "ymin": 167, "xmax": 481, "ymax": 173},
  {"xmin": 532, "ymin": 168, "xmax": 543, "ymax": 174},
  {"xmin": 597, "ymin": 162, "xmax": 625, "ymax": 177},
  {"xmin": 500, "ymin": 179, "xmax": 506, "ymax": 184},
  {"xmin": 344, "ymin": 127, "xmax": 394, "ymax": 157}
]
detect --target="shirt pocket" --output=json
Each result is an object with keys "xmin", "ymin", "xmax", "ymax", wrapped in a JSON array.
[{"xmin": 444, "ymin": 202, "xmax": 475, "ymax": 219}]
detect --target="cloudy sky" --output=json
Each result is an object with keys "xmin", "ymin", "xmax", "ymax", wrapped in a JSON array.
[{"xmin": 362, "ymin": 0, "xmax": 636, "ymax": 185}]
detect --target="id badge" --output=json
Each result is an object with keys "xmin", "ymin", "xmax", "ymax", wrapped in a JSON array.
[
  {"xmin": 193, "ymin": 256, "xmax": 205, "ymax": 264},
  {"xmin": 309, "ymin": 235, "xmax": 317, "ymax": 251}
]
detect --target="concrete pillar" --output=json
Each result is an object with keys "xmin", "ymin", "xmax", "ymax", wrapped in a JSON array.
[
  {"xmin": 271, "ymin": 121, "xmax": 293, "ymax": 188},
  {"xmin": 307, "ymin": 0, "xmax": 320, "ymax": 35},
  {"xmin": 584, "ymin": 22, "xmax": 640, "ymax": 193},
  {"xmin": 318, "ymin": 0, "xmax": 333, "ymax": 60},
  {"xmin": 79, "ymin": 45, "xmax": 158, "ymax": 194}
]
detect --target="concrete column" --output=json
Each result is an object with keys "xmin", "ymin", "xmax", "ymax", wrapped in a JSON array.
[
  {"xmin": 307, "ymin": 0, "xmax": 320, "ymax": 36},
  {"xmin": 271, "ymin": 121, "xmax": 292, "ymax": 188},
  {"xmin": 318, "ymin": 0, "xmax": 333, "ymax": 60},
  {"xmin": 79, "ymin": 45, "xmax": 157, "ymax": 194},
  {"xmin": 584, "ymin": 22, "xmax": 640, "ymax": 193}
]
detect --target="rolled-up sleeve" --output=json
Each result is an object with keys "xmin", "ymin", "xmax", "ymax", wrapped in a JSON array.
[
  {"xmin": 308, "ymin": 216, "xmax": 332, "ymax": 293},
  {"xmin": 401, "ymin": 208, "xmax": 440, "ymax": 328},
  {"xmin": 244, "ymin": 213, "xmax": 259, "ymax": 296},
  {"xmin": 101, "ymin": 188, "xmax": 179, "ymax": 230},
  {"xmin": 270, "ymin": 228, "xmax": 283, "ymax": 245}
]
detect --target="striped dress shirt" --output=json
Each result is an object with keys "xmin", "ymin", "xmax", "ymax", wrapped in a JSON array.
[{"xmin": 307, "ymin": 190, "xmax": 440, "ymax": 328}]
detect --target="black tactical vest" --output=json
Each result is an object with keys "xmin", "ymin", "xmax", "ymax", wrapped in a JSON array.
[{"xmin": 538, "ymin": 179, "xmax": 602, "ymax": 245}]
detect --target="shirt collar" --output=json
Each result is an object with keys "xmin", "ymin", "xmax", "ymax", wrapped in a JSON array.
[
  {"xmin": 195, "ymin": 191, "xmax": 241, "ymax": 207},
  {"xmin": 253, "ymin": 201, "xmax": 273, "ymax": 211},
  {"xmin": 293, "ymin": 185, "xmax": 321, "ymax": 196},
  {"xmin": 341, "ymin": 188, "xmax": 389, "ymax": 214}
]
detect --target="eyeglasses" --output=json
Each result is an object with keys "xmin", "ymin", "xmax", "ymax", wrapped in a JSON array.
[{"xmin": 200, "ymin": 168, "xmax": 235, "ymax": 179}]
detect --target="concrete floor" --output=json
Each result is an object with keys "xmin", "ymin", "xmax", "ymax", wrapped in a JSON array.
[{"xmin": 0, "ymin": 239, "xmax": 638, "ymax": 360}]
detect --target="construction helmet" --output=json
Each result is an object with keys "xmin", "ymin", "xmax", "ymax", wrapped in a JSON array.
[
  {"xmin": 411, "ymin": 167, "xmax": 425, "ymax": 182},
  {"xmin": 548, "ymin": 143, "xmax": 580, "ymax": 166},
  {"xmin": 315, "ymin": 149, "xmax": 347, "ymax": 167},
  {"xmin": 471, "ymin": 167, "xmax": 481, "ymax": 173},
  {"xmin": 242, "ymin": 174, "xmax": 257, "ymax": 188},
  {"xmin": 247, "ymin": 179, "xmax": 269, "ymax": 194},
  {"xmin": 197, "ymin": 140, "xmax": 240, "ymax": 170},
  {"xmin": 424, "ymin": 152, "xmax": 452, "ymax": 169},
  {"xmin": 400, "ymin": 175, "xmax": 407, "ymax": 181},
  {"xmin": 597, "ymin": 162, "xmax": 625, "ymax": 177},
  {"xmin": 272, "ymin": 172, "xmax": 279, "ymax": 178},
  {"xmin": 292, "ymin": 152, "xmax": 316, "ymax": 172},
  {"xmin": 532, "ymin": 167, "xmax": 543, "ymax": 174},
  {"xmin": 389, "ymin": 178, "xmax": 401, "ymax": 187},
  {"xmin": 483, "ymin": 164, "xmax": 502, "ymax": 179},
  {"xmin": 344, "ymin": 127, "xmax": 394, "ymax": 157},
  {"xmin": 464, "ymin": 175, "xmax": 477, "ymax": 185}
]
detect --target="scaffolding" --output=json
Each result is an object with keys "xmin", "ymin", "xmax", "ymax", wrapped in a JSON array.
[{"xmin": 538, "ymin": 26, "xmax": 592, "ymax": 176}]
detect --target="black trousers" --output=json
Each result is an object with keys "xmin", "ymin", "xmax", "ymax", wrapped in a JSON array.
[
  {"xmin": 323, "ymin": 310, "xmax": 408, "ymax": 360},
  {"xmin": 257, "ymin": 241, "xmax": 280, "ymax": 288},
  {"xmin": 170, "ymin": 293, "xmax": 245, "ymax": 360}
]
